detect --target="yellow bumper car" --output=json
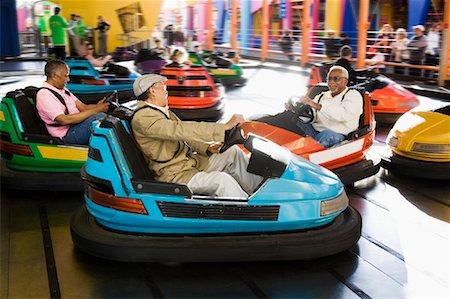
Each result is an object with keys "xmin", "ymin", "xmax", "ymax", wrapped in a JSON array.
[{"xmin": 380, "ymin": 103, "xmax": 450, "ymax": 180}]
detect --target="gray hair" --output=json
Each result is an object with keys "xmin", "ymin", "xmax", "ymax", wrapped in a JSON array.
[{"xmin": 328, "ymin": 65, "xmax": 349, "ymax": 79}]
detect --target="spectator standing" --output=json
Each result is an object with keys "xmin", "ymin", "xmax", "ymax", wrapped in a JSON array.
[
  {"xmin": 408, "ymin": 25, "xmax": 427, "ymax": 77},
  {"xmin": 391, "ymin": 28, "xmax": 410, "ymax": 75},
  {"xmin": 173, "ymin": 26, "xmax": 186, "ymax": 47},
  {"xmin": 74, "ymin": 15, "xmax": 89, "ymax": 48},
  {"xmin": 151, "ymin": 38, "xmax": 169, "ymax": 59},
  {"xmin": 424, "ymin": 24, "xmax": 441, "ymax": 79},
  {"xmin": 340, "ymin": 33, "xmax": 351, "ymax": 46},
  {"xmin": 163, "ymin": 24, "xmax": 175, "ymax": 47},
  {"xmin": 324, "ymin": 30, "xmax": 341, "ymax": 59},
  {"xmin": 95, "ymin": 16, "xmax": 110, "ymax": 56},
  {"xmin": 279, "ymin": 30, "xmax": 295, "ymax": 61},
  {"xmin": 374, "ymin": 24, "xmax": 394, "ymax": 61},
  {"xmin": 67, "ymin": 14, "xmax": 79, "ymax": 56},
  {"xmin": 48, "ymin": 7, "xmax": 68, "ymax": 60}
]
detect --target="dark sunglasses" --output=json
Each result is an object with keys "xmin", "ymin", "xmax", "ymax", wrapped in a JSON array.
[{"xmin": 327, "ymin": 76, "xmax": 345, "ymax": 82}]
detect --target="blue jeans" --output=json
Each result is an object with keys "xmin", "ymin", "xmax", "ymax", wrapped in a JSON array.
[
  {"xmin": 62, "ymin": 113, "xmax": 106, "ymax": 145},
  {"xmin": 296, "ymin": 121, "xmax": 345, "ymax": 148}
]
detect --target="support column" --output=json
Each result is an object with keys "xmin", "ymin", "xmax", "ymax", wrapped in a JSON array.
[
  {"xmin": 207, "ymin": 0, "xmax": 214, "ymax": 50},
  {"xmin": 240, "ymin": 0, "xmax": 251, "ymax": 50},
  {"xmin": 231, "ymin": 0, "xmax": 237, "ymax": 50},
  {"xmin": 438, "ymin": 0, "xmax": 450, "ymax": 85},
  {"xmin": 301, "ymin": 0, "xmax": 311, "ymax": 67},
  {"xmin": 356, "ymin": 0, "xmax": 370, "ymax": 69},
  {"xmin": 261, "ymin": 0, "xmax": 269, "ymax": 62}
]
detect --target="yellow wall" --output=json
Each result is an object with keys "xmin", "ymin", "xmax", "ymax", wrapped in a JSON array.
[
  {"xmin": 57, "ymin": 0, "xmax": 163, "ymax": 52},
  {"xmin": 325, "ymin": 0, "xmax": 342, "ymax": 34}
]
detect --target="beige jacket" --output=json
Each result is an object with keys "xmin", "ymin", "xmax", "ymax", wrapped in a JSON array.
[{"xmin": 131, "ymin": 101, "xmax": 226, "ymax": 184}]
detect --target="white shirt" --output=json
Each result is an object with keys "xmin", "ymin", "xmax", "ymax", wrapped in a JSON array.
[
  {"xmin": 146, "ymin": 102, "xmax": 169, "ymax": 118},
  {"xmin": 312, "ymin": 87, "xmax": 363, "ymax": 135}
]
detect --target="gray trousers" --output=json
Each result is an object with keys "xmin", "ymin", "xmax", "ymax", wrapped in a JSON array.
[{"xmin": 188, "ymin": 146, "xmax": 263, "ymax": 198}]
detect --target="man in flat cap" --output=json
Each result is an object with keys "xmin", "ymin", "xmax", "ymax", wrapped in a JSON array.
[{"xmin": 131, "ymin": 74, "xmax": 262, "ymax": 198}]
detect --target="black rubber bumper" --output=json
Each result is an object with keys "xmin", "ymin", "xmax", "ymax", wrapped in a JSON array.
[
  {"xmin": 74, "ymin": 89, "xmax": 134, "ymax": 105},
  {"xmin": 0, "ymin": 159, "xmax": 84, "ymax": 191},
  {"xmin": 380, "ymin": 147, "xmax": 450, "ymax": 180},
  {"xmin": 332, "ymin": 148, "xmax": 381, "ymax": 186},
  {"xmin": 171, "ymin": 101, "xmax": 224, "ymax": 122},
  {"xmin": 219, "ymin": 76, "xmax": 247, "ymax": 86},
  {"xmin": 70, "ymin": 205, "xmax": 362, "ymax": 263}
]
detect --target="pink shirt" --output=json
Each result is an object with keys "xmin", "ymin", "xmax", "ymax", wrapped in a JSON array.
[{"xmin": 36, "ymin": 82, "xmax": 80, "ymax": 138}]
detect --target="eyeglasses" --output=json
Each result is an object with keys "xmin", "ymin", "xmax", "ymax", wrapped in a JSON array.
[{"xmin": 327, "ymin": 76, "xmax": 345, "ymax": 82}]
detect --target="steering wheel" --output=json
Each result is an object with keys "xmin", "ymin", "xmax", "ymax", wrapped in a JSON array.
[
  {"xmin": 104, "ymin": 90, "xmax": 119, "ymax": 112},
  {"xmin": 294, "ymin": 103, "xmax": 315, "ymax": 123},
  {"xmin": 219, "ymin": 125, "xmax": 246, "ymax": 153}
]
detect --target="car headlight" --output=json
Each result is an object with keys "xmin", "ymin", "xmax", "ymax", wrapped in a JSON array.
[
  {"xmin": 387, "ymin": 136, "xmax": 399, "ymax": 148},
  {"xmin": 411, "ymin": 143, "xmax": 450, "ymax": 154},
  {"xmin": 320, "ymin": 192, "xmax": 348, "ymax": 216}
]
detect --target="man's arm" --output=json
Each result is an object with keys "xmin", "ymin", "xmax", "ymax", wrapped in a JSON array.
[{"xmin": 55, "ymin": 98, "xmax": 108, "ymax": 125}]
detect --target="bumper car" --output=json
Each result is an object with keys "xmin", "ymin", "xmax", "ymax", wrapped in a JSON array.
[
  {"xmin": 70, "ymin": 107, "xmax": 362, "ymax": 262},
  {"xmin": 159, "ymin": 65, "xmax": 224, "ymax": 122},
  {"xmin": 189, "ymin": 51, "xmax": 247, "ymax": 86},
  {"xmin": 111, "ymin": 47, "xmax": 138, "ymax": 62},
  {"xmin": 0, "ymin": 87, "xmax": 121, "ymax": 191},
  {"xmin": 134, "ymin": 49, "xmax": 168, "ymax": 74},
  {"xmin": 309, "ymin": 63, "xmax": 419, "ymax": 120},
  {"xmin": 0, "ymin": 87, "xmax": 86, "ymax": 191},
  {"xmin": 247, "ymin": 85, "xmax": 381, "ymax": 186},
  {"xmin": 65, "ymin": 58, "xmax": 139, "ymax": 104},
  {"xmin": 380, "ymin": 102, "xmax": 450, "ymax": 180}
]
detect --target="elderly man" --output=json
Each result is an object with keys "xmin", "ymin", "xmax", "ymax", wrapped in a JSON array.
[
  {"xmin": 293, "ymin": 65, "xmax": 363, "ymax": 147},
  {"xmin": 408, "ymin": 25, "xmax": 428, "ymax": 77},
  {"xmin": 36, "ymin": 59, "xmax": 108, "ymax": 144},
  {"xmin": 131, "ymin": 74, "xmax": 262, "ymax": 198}
]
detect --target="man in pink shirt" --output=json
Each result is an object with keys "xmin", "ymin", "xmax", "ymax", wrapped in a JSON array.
[{"xmin": 36, "ymin": 59, "xmax": 109, "ymax": 144}]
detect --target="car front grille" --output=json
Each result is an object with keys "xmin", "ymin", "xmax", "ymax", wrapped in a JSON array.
[{"xmin": 156, "ymin": 201, "xmax": 279, "ymax": 221}]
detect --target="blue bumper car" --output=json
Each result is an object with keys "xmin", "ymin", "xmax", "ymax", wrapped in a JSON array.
[
  {"xmin": 70, "ymin": 108, "xmax": 361, "ymax": 262},
  {"xmin": 65, "ymin": 58, "xmax": 139, "ymax": 104}
]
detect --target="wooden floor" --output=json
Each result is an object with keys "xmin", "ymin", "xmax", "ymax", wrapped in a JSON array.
[{"xmin": 1, "ymin": 62, "xmax": 449, "ymax": 299}]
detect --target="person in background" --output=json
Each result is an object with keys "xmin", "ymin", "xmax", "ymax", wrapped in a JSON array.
[
  {"xmin": 165, "ymin": 48, "xmax": 188, "ymax": 68},
  {"xmin": 163, "ymin": 24, "xmax": 175, "ymax": 47},
  {"xmin": 151, "ymin": 38, "xmax": 169, "ymax": 59},
  {"xmin": 279, "ymin": 30, "xmax": 295, "ymax": 61},
  {"xmin": 391, "ymin": 28, "xmax": 410, "ymax": 75},
  {"xmin": 131, "ymin": 74, "xmax": 262, "ymax": 198},
  {"xmin": 74, "ymin": 15, "xmax": 89, "ymax": 50},
  {"xmin": 374, "ymin": 24, "xmax": 394, "ymax": 61},
  {"xmin": 288, "ymin": 66, "xmax": 362, "ymax": 148},
  {"xmin": 424, "ymin": 24, "xmax": 441, "ymax": 79},
  {"xmin": 334, "ymin": 45, "xmax": 356, "ymax": 85},
  {"xmin": 80, "ymin": 42, "xmax": 112, "ymax": 67},
  {"xmin": 408, "ymin": 25, "xmax": 428, "ymax": 77},
  {"xmin": 36, "ymin": 60, "xmax": 108, "ymax": 145},
  {"xmin": 95, "ymin": 16, "xmax": 110, "ymax": 56},
  {"xmin": 324, "ymin": 30, "xmax": 341, "ymax": 59},
  {"xmin": 48, "ymin": 7, "xmax": 68, "ymax": 60},
  {"xmin": 368, "ymin": 42, "xmax": 386, "ymax": 73},
  {"xmin": 67, "ymin": 14, "xmax": 79, "ymax": 56},
  {"xmin": 340, "ymin": 33, "xmax": 351, "ymax": 46}
]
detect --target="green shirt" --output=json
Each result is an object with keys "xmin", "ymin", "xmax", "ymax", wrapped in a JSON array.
[
  {"xmin": 73, "ymin": 21, "xmax": 88, "ymax": 39},
  {"xmin": 49, "ymin": 15, "xmax": 68, "ymax": 46}
]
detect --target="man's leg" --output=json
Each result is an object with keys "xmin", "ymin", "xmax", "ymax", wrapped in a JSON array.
[
  {"xmin": 62, "ymin": 113, "xmax": 106, "ymax": 145},
  {"xmin": 187, "ymin": 171, "xmax": 248, "ymax": 198},
  {"xmin": 314, "ymin": 129, "xmax": 346, "ymax": 148},
  {"xmin": 296, "ymin": 121, "xmax": 319, "ymax": 138},
  {"xmin": 207, "ymin": 146, "xmax": 263, "ymax": 194}
]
